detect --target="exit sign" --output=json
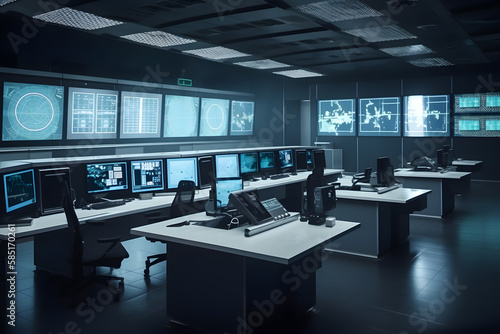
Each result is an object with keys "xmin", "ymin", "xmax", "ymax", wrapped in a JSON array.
[{"xmin": 177, "ymin": 78, "xmax": 192, "ymax": 86}]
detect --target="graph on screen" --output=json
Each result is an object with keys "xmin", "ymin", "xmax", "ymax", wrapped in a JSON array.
[
  {"xmin": 120, "ymin": 91, "xmax": 162, "ymax": 138},
  {"xmin": 359, "ymin": 97, "xmax": 400, "ymax": 136},
  {"xmin": 199, "ymin": 98, "xmax": 229, "ymax": 136},
  {"xmin": 318, "ymin": 99, "xmax": 355, "ymax": 136},
  {"xmin": 230, "ymin": 101, "xmax": 254, "ymax": 136},
  {"xmin": 2, "ymin": 82, "xmax": 64, "ymax": 141},
  {"xmin": 164, "ymin": 95, "xmax": 199, "ymax": 137},
  {"xmin": 404, "ymin": 95, "xmax": 450, "ymax": 137},
  {"xmin": 67, "ymin": 87, "xmax": 118, "ymax": 140}
]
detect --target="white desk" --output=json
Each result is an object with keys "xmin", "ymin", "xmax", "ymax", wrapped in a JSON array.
[
  {"xmin": 452, "ymin": 159, "xmax": 483, "ymax": 172},
  {"xmin": 131, "ymin": 212, "xmax": 359, "ymax": 334},
  {"xmin": 326, "ymin": 177, "xmax": 431, "ymax": 257},
  {"xmin": 394, "ymin": 168, "xmax": 471, "ymax": 217}
]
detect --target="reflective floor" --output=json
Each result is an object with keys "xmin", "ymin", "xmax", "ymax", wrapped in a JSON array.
[{"xmin": 8, "ymin": 180, "xmax": 500, "ymax": 334}]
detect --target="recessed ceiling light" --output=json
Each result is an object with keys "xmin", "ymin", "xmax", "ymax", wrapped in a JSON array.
[
  {"xmin": 343, "ymin": 25, "xmax": 416, "ymax": 42},
  {"xmin": 121, "ymin": 31, "xmax": 196, "ymax": 47},
  {"xmin": 273, "ymin": 69, "xmax": 323, "ymax": 78},
  {"xmin": 408, "ymin": 58, "xmax": 454, "ymax": 67},
  {"xmin": 296, "ymin": 0, "xmax": 382, "ymax": 23},
  {"xmin": 183, "ymin": 46, "xmax": 249, "ymax": 60},
  {"xmin": 33, "ymin": 7, "xmax": 123, "ymax": 30},
  {"xmin": 234, "ymin": 60, "xmax": 291, "ymax": 70},
  {"xmin": 0, "ymin": 0, "xmax": 18, "ymax": 6},
  {"xmin": 380, "ymin": 44, "xmax": 433, "ymax": 57}
]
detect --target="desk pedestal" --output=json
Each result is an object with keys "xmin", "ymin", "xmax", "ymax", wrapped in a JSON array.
[{"xmin": 167, "ymin": 242, "xmax": 318, "ymax": 334}]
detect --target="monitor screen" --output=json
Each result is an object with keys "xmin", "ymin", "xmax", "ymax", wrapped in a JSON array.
[
  {"xmin": 317, "ymin": 99, "xmax": 356, "ymax": 136},
  {"xmin": 313, "ymin": 150, "xmax": 326, "ymax": 169},
  {"xmin": 376, "ymin": 156, "xmax": 392, "ymax": 186},
  {"xmin": 259, "ymin": 151, "xmax": 275, "ymax": 170},
  {"xmin": 239, "ymin": 152, "xmax": 258, "ymax": 175},
  {"xmin": 67, "ymin": 87, "xmax": 118, "ymax": 140},
  {"xmin": 214, "ymin": 178, "xmax": 243, "ymax": 210},
  {"xmin": 164, "ymin": 95, "xmax": 199, "ymax": 137},
  {"xmin": 198, "ymin": 156, "xmax": 215, "ymax": 189},
  {"xmin": 295, "ymin": 150, "xmax": 308, "ymax": 171},
  {"xmin": 86, "ymin": 162, "xmax": 128, "ymax": 194},
  {"xmin": 2, "ymin": 82, "xmax": 64, "ymax": 141},
  {"xmin": 38, "ymin": 167, "xmax": 70, "ymax": 215},
  {"xmin": 404, "ymin": 95, "xmax": 450, "ymax": 137},
  {"xmin": 120, "ymin": 91, "xmax": 162, "ymax": 138},
  {"xmin": 358, "ymin": 97, "xmax": 400, "ymax": 136},
  {"xmin": 230, "ymin": 101, "xmax": 254, "ymax": 136},
  {"xmin": 3, "ymin": 169, "xmax": 36, "ymax": 213},
  {"xmin": 454, "ymin": 115, "xmax": 500, "ymax": 137},
  {"xmin": 215, "ymin": 154, "xmax": 240, "ymax": 178},
  {"xmin": 166, "ymin": 157, "xmax": 198, "ymax": 190},
  {"xmin": 199, "ymin": 98, "xmax": 230, "ymax": 136},
  {"xmin": 278, "ymin": 149, "xmax": 294, "ymax": 169},
  {"xmin": 130, "ymin": 159, "xmax": 164, "ymax": 193}
]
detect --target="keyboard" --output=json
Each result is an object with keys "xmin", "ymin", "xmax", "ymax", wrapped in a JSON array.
[
  {"xmin": 337, "ymin": 185, "xmax": 361, "ymax": 191},
  {"xmin": 84, "ymin": 199, "xmax": 127, "ymax": 210},
  {"xmin": 270, "ymin": 173, "xmax": 290, "ymax": 180},
  {"xmin": 376, "ymin": 184, "xmax": 401, "ymax": 194}
]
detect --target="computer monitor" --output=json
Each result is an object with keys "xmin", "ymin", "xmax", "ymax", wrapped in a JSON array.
[
  {"xmin": 213, "ymin": 177, "xmax": 243, "ymax": 211},
  {"xmin": 239, "ymin": 152, "xmax": 258, "ymax": 176},
  {"xmin": 38, "ymin": 167, "xmax": 71, "ymax": 215},
  {"xmin": 278, "ymin": 149, "xmax": 294, "ymax": 171},
  {"xmin": 130, "ymin": 159, "xmax": 164, "ymax": 193},
  {"xmin": 166, "ymin": 157, "xmax": 198, "ymax": 190},
  {"xmin": 198, "ymin": 156, "xmax": 215, "ymax": 189},
  {"xmin": 295, "ymin": 150, "xmax": 308, "ymax": 172},
  {"xmin": 258, "ymin": 151, "xmax": 275, "ymax": 172},
  {"xmin": 2, "ymin": 168, "xmax": 37, "ymax": 224},
  {"xmin": 86, "ymin": 162, "xmax": 128, "ymax": 194},
  {"xmin": 376, "ymin": 157, "xmax": 396, "ymax": 186},
  {"xmin": 306, "ymin": 149, "xmax": 313, "ymax": 170},
  {"xmin": 215, "ymin": 154, "xmax": 240, "ymax": 178},
  {"xmin": 312, "ymin": 150, "xmax": 326, "ymax": 169}
]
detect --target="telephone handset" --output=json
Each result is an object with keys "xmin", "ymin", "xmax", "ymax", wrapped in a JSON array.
[{"xmin": 229, "ymin": 190, "xmax": 272, "ymax": 225}]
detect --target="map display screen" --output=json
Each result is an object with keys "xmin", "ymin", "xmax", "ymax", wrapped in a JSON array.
[
  {"xmin": 318, "ymin": 99, "xmax": 355, "ymax": 136},
  {"xmin": 359, "ymin": 97, "xmax": 400, "ymax": 136}
]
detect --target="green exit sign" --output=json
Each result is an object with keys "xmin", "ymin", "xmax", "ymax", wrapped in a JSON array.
[{"xmin": 177, "ymin": 78, "xmax": 192, "ymax": 86}]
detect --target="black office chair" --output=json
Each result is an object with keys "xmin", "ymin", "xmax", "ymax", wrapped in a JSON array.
[
  {"xmin": 144, "ymin": 180, "xmax": 197, "ymax": 276},
  {"xmin": 61, "ymin": 182, "xmax": 129, "ymax": 300}
]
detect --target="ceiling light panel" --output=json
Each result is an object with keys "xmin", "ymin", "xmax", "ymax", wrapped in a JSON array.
[
  {"xmin": 380, "ymin": 44, "xmax": 433, "ymax": 57},
  {"xmin": 273, "ymin": 69, "xmax": 323, "ymax": 78},
  {"xmin": 234, "ymin": 60, "xmax": 291, "ymax": 69},
  {"xmin": 121, "ymin": 31, "xmax": 196, "ymax": 47},
  {"xmin": 183, "ymin": 46, "xmax": 249, "ymax": 60},
  {"xmin": 0, "ymin": 0, "xmax": 18, "ymax": 6},
  {"xmin": 295, "ymin": 0, "xmax": 383, "ymax": 23},
  {"xmin": 408, "ymin": 58, "xmax": 454, "ymax": 67},
  {"xmin": 33, "ymin": 7, "xmax": 123, "ymax": 30},
  {"xmin": 343, "ymin": 25, "xmax": 416, "ymax": 42}
]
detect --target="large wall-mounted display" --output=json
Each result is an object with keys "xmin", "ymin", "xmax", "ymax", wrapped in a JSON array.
[
  {"xmin": 120, "ymin": 91, "xmax": 162, "ymax": 139},
  {"xmin": 318, "ymin": 99, "xmax": 356, "ymax": 136},
  {"xmin": 230, "ymin": 101, "xmax": 254, "ymax": 136},
  {"xmin": 358, "ymin": 97, "xmax": 400, "ymax": 136},
  {"xmin": 164, "ymin": 95, "xmax": 200, "ymax": 137},
  {"xmin": 2, "ymin": 82, "xmax": 64, "ymax": 141},
  {"xmin": 454, "ymin": 93, "xmax": 500, "ymax": 137},
  {"xmin": 199, "ymin": 98, "xmax": 230, "ymax": 136},
  {"xmin": 404, "ymin": 95, "xmax": 450, "ymax": 137}
]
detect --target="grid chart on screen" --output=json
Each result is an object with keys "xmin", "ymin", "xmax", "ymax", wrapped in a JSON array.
[
  {"xmin": 2, "ymin": 82, "xmax": 64, "ymax": 141},
  {"xmin": 122, "ymin": 95, "xmax": 160, "ymax": 135},
  {"xmin": 404, "ymin": 95, "xmax": 450, "ymax": 137},
  {"xmin": 71, "ymin": 91, "xmax": 118, "ymax": 136},
  {"xmin": 318, "ymin": 99, "xmax": 355, "ymax": 136},
  {"xmin": 359, "ymin": 97, "xmax": 400, "ymax": 136}
]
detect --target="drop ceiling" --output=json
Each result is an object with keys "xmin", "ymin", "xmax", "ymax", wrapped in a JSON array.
[{"xmin": 1, "ymin": 0, "xmax": 499, "ymax": 79}]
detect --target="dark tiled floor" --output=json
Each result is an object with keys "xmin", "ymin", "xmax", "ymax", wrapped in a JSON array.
[{"xmin": 7, "ymin": 180, "xmax": 500, "ymax": 334}]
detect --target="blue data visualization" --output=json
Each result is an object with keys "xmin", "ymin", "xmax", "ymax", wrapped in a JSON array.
[
  {"xmin": 200, "ymin": 98, "xmax": 229, "ymax": 136},
  {"xmin": 230, "ymin": 101, "xmax": 254, "ymax": 136},
  {"xmin": 318, "ymin": 99, "xmax": 355, "ymax": 136},
  {"xmin": 359, "ymin": 97, "xmax": 400, "ymax": 136},
  {"xmin": 404, "ymin": 95, "xmax": 450, "ymax": 137}
]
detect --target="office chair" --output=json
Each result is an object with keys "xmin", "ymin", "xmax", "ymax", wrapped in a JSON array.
[
  {"xmin": 144, "ymin": 180, "xmax": 197, "ymax": 276},
  {"xmin": 61, "ymin": 182, "xmax": 129, "ymax": 301}
]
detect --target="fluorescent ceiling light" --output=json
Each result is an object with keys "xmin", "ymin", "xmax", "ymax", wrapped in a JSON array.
[
  {"xmin": 33, "ymin": 7, "xmax": 123, "ymax": 30},
  {"xmin": 296, "ymin": 0, "xmax": 382, "ymax": 23},
  {"xmin": 183, "ymin": 46, "xmax": 249, "ymax": 60},
  {"xmin": 235, "ymin": 60, "xmax": 291, "ymax": 70},
  {"xmin": 343, "ymin": 25, "xmax": 416, "ymax": 42},
  {"xmin": 0, "ymin": 0, "xmax": 18, "ymax": 6},
  {"xmin": 380, "ymin": 44, "xmax": 433, "ymax": 57},
  {"xmin": 121, "ymin": 31, "xmax": 196, "ymax": 47},
  {"xmin": 273, "ymin": 69, "xmax": 323, "ymax": 78},
  {"xmin": 408, "ymin": 58, "xmax": 454, "ymax": 67}
]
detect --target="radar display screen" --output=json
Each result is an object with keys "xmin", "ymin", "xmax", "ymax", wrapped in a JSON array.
[
  {"xmin": 199, "ymin": 98, "xmax": 229, "ymax": 136},
  {"xmin": 359, "ymin": 97, "xmax": 400, "ymax": 136},
  {"xmin": 120, "ymin": 91, "xmax": 162, "ymax": 139},
  {"xmin": 2, "ymin": 82, "xmax": 64, "ymax": 141},
  {"xmin": 164, "ymin": 95, "xmax": 199, "ymax": 137},
  {"xmin": 318, "ymin": 99, "xmax": 355, "ymax": 136},
  {"xmin": 230, "ymin": 101, "xmax": 254, "ymax": 136},
  {"xmin": 404, "ymin": 95, "xmax": 450, "ymax": 137}
]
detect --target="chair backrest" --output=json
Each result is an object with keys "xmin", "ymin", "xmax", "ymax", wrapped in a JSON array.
[
  {"xmin": 61, "ymin": 181, "xmax": 84, "ymax": 278},
  {"xmin": 170, "ymin": 180, "xmax": 196, "ymax": 218}
]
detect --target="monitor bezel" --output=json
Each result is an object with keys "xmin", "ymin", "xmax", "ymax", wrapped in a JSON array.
[
  {"xmin": 213, "ymin": 177, "xmax": 244, "ymax": 211},
  {"xmin": 130, "ymin": 159, "xmax": 165, "ymax": 194}
]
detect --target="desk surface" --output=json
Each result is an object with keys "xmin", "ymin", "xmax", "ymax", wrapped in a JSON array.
[
  {"xmin": 394, "ymin": 168, "xmax": 471, "ymax": 180},
  {"xmin": 451, "ymin": 159, "xmax": 482, "ymax": 166},
  {"xmin": 131, "ymin": 212, "xmax": 359, "ymax": 265}
]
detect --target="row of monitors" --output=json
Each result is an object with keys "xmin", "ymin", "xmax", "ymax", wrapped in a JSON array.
[
  {"xmin": 318, "ymin": 93, "xmax": 500, "ymax": 137},
  {"xmin": 1, "ymin": 82, "xmax": 255, "ymax": 142},
  {"xmin": 0, "ymin": 149, "xmax": 326, "ymax": 223}
]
